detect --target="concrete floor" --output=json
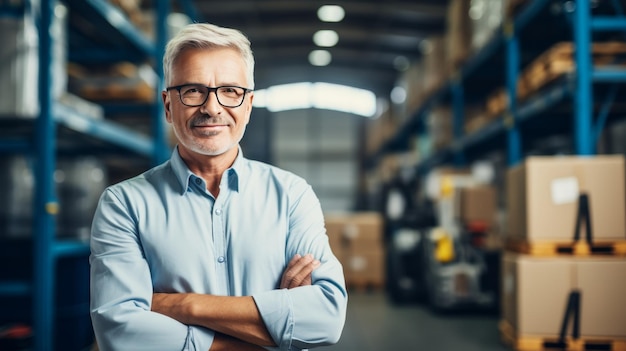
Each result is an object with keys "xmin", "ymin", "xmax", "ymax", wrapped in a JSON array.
[{"xmin": 318, "ymin": 290, "xmax": 510, "ymax": 351}]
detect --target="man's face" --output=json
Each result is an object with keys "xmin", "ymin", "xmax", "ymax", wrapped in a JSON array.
[{"xmin": 163, "ymin": 47, "xmax": 253, "ymax": 157}]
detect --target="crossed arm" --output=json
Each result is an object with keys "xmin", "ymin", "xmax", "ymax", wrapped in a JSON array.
[{"xmin": 151, "ymin": 254, "xmax": 321, "ymax": 350}]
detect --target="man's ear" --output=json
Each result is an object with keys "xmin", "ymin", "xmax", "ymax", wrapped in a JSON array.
[{"xmin": 162, "ymin": 91, "xmax": 172, "ymax": 123}]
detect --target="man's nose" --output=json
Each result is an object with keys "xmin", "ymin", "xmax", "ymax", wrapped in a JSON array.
[{"xmin": 200, "ymin": 90, "xmax": 223, "ymax": 114}]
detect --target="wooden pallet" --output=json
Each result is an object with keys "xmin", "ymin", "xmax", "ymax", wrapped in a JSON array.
[
  {"xmin": 505, "ymin": 0, "xmax": 530, "ymax": 19},
  {"xmin": 485, "ymin": 41, "xmax": 626, "ymax": 116},
  {"xmin": 505, "ymin": 239, "xmax": 626, "ymax": 257},
  {"xmin": 521, "ymin": 41, "xmax": 626, "ymax": 97},
  {"xmin": 486, "ymin": 88, "xmax": 511, "ymax": 117},
  {"xmin": 500, "ymin": 320, "xmax": 626, "ymax": 351},
  {"xmin": 345, "ymin": 278, "xmax": 384, "ymax": 292},
  {"xmin": 79, "ymin": 82, "xmax": 154, "ymax": 102}
]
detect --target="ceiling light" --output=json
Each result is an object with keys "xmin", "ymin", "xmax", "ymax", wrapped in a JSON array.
[
  {"xmin": 313, "ymin": 30, "xmax": 339, "ymax": 47},
  {"xmin": 317, "ymin": 5, "xmax": 345, "ymax": 22},
  {"xmin": 393, "ymin": 56, "xmax": 410, "ymax": 71},
  {"xmin": 309, "ymin": 50, "xmax": 332, "ymax": 66},
  {"xmin": 390, "ymin": 86, "xmax": 407, "ymax": 104}
]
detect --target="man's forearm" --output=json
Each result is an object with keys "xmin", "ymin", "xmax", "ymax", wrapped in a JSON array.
[
  {"xmin": 152, "ymin": 293, "xmax": 275, "ymax": 347},
  {"xmin": 211, "ymin": 333, "xmax": 267, "ymax": 351}
]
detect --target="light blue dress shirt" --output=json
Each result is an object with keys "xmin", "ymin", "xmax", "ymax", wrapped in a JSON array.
[{"xmin": 90, "ymin": 147, "xmax": 347, "ymax": 351}]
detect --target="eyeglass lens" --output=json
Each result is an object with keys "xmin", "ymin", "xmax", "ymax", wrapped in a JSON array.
[{"xmin": 179, "ymin": 85, "xmax": 246, "ymax": 107}]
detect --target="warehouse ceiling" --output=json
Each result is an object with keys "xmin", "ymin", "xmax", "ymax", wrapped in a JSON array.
[{"xmin": 175, "ymin": 0, "xmax": 449, "ymax": 97}]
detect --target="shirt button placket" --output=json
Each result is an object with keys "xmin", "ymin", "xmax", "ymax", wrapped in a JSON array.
[{"xmin": 215, "ymin": 209, "xmax": 224, "ymax": 263}]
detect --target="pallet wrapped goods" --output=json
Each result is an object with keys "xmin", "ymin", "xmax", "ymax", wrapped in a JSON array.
[{"xmin": 0, "ymin": 4, "xmax": 67, "ymax": 117}]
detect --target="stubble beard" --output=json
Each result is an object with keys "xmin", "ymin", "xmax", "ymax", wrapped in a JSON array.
[{"xmin": 174, "ymin": 120, "xmax": 246, "ymax": 157}]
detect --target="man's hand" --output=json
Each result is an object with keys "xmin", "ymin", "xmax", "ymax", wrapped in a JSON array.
[{"xmin": 280, "ymin": 254, "xmax": 321, "ymax": 289}]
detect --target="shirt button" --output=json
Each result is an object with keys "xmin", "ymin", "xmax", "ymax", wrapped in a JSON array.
[
  {"xmin": 195, "ymin": 178, "xmax": 202, "ymax": 185},
  {"xmin": 215, "ymin": 209, "xmax": 222, "ymax": 216},
  {"xmin": 217, "ymin": 256, "xmax": 225, "ymax": 263}
]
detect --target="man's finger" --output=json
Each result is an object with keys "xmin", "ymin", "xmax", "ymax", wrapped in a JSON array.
[
  {"xmin": 280, "ymin": 254, "xmax": 313, "ymax": 288},
  {"xmin": 280, "ymin": 254, "xmax": 320, "ymax": 289}
]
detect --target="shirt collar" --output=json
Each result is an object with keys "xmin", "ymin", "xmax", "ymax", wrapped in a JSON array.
[{"xmin": 170, "ymin": 145, "xmax": 245, "ymax": 195}]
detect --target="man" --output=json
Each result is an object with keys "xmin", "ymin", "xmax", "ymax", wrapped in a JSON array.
[{"xmin": 90, "ymin": 23, "xmax": 347, "ymax": 351}]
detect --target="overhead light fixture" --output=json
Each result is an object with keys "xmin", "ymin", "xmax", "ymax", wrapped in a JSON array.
[
  {"xmin": 309, "ymin": 50, "xmax": 332, "ymax": 66},
  {"xmin": 393, "ymin": 56, "xmax": 410, "ymax": 71},
  {"xmin": 317, "ymin": 5, "xmax": 345, "ymax": 22},
  {"xmin": 390, "ymin": 86, "xmax": 407, "ymax": 104},
  {"xmin": 313, "ymin": 30, "xmax": 339, "ymax": 47}
]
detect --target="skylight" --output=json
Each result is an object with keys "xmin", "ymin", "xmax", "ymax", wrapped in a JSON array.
[{"xmin": 253, "ymin": 82, "xmax": 377, "ymax": 117}]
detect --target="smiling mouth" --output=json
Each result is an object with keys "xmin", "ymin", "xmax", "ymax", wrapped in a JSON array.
[
  {"xmin": 193, "ymin": 124, "xmax": 228, "ymax": 129},
  {"xmin": 192, "ymin": 124, "xmax": 227, "ymax": 137}
]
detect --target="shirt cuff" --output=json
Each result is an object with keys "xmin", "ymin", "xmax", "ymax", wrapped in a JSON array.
[
  {"xmin": 252, "ymin": 289, "xmax": 294, "ymax": 351},
  {"xmin": 187, "ymin": 325, "xmax": 215, "ymax": 351}
]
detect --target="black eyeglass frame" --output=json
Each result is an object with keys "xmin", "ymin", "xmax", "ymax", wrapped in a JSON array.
[{"xmin": 165, "ymin": 84, "xmax": 254, "ymax": 108}]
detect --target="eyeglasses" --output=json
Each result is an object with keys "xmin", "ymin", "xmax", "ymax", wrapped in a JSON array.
[{"xmin": 165, "ymin": 84, "xmax": 253, "ymax": 108}]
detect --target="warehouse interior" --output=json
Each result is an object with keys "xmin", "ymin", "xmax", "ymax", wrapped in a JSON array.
[{"xmin": 1, "ymin": 0, "xmax": 626, "ymax": 350}]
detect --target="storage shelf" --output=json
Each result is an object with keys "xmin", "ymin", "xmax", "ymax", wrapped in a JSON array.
[
  {"xmin": 369, "ymin": 0, "xmax": 626, "ymax": 173},
  {"xmin": 0, "ymin": 281, "xmax": 31, "ymax": 297},
  {"xmin": 0, "ymin": 0, "xmax": 169, "ymax": 350}
]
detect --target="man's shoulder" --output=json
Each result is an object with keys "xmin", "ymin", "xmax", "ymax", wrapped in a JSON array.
[
  {"xmin": 106, "ymin": 161, "xmax": 172, "ymax": 195},
  {"xmin": 245, "ymin": 158, "xmax": 306, "ymax": 183}
]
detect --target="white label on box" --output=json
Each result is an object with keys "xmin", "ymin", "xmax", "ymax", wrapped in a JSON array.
[
  {"xmin": 343, "ymin": 223, "xmax": 359, "ymax": 240},
  {"xmin": 350, "ymin": 256, "xmax": 367, "ymax": 271},
  {"xmin": 551, "ymin": 177, "xmax": 579, "ymax": 205}
]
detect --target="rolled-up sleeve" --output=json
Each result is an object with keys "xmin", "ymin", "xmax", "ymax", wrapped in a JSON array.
[
  {"xmin": 90, "ymin": 188, "xmax": 215, "ymax": 351},
  {"xmin": 252, "ymin": 183, "xmax": 348, "ymax": 350}
]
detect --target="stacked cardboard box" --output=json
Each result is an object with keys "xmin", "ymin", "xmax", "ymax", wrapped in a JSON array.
[
  {"xmin": 506, "ymin": 156, "xmax": 625, "ymax": 245},
  {"xmin": 502, "ymin": 253, "xmax": 626, "ymax": 340},
  {"xmin": 502, "ymin": 155, "xmax": 626, "ymax": 349},
  {"xmin": 445, "ymin": 0, "xmax": 473, "ymax": 71},
  {"xmin": 325, "ymin": 212, "xmax": 385, "ymax": 288}
]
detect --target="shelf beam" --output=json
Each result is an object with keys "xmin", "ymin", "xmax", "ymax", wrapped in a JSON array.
[
  {"xmin": 591, "ymin": 17, "xmax": 626, "ymax": 31},
  {"xmin": 0, "ymin": 139, "xmax": 31, "ymax": 154},
  {"xmin": 54, "ymin": 104, "xmax": 154, "ymax": 157},
  {"xmin": 592, "ymin": 68, "xmax": 626, "ymax": 82},
  {"xmin": 53, "ymin": 240, "xmax": 90, "ymax": 258},
  {"xmin": 0, "ymin": 281, "xmax": 31, "ymax": 297}
]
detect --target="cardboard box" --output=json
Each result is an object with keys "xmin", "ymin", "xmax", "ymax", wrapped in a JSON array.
[
  {"xmin": 324, "ymin": 214, "xmax": 348, "ymax": 258},
  {"xmin": 446, "ymin": 0, "xmax": 473, "ymax": 70},
  {"xmin": 343, "ymin": 249, "xmax": 385, "ymax": 285},
  {"xmin": 506, "ymin": 156, "xmax": 626, "ymax": 243},
  {"xmin": 342, "ymin": 212, "xmax": 383, "ymax": 251},
  {"xmin": 455, "ymin": 185, "xmax": 497, "ymax": 226},
  {"xmin": 502, "ymin": 253, "xmax": 626, "ymax": 337},
  {"xmin": 325, "ymin": 211, "xmax": 384, "ymax": 255}
]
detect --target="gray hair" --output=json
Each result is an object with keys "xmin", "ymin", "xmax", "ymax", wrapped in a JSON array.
[{"xmin": 163, "ymin": 23, "xmax": 255, "ymax": 89}]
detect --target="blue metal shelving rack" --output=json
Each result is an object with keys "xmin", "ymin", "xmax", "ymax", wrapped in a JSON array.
[
  {"xmin": 0, "ymin": 0, "xmax": 170, "ymax": 350},
  {"xmin": 373, "ymin": 0, "xmax": 626, "ymax": 173}
]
